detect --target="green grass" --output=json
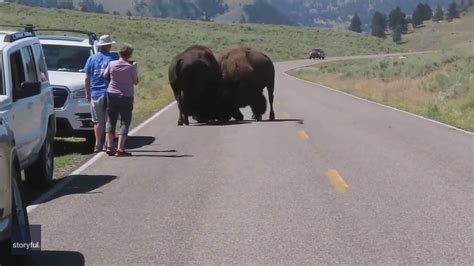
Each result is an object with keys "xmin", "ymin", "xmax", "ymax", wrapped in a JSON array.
[
  {"xmin": 1, "ymin": 3, "xmax": 404, "ymax": 175},
  {"xmin": 290, "ymin": 43, "xmax": 474, "ymax": 131},
  {"xmin": 402, "ymin": 7, "xmax": 474, "ymax": 51}
]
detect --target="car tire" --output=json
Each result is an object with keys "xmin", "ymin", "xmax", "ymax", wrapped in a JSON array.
[
  {"xmin": 25, "ymin": 125, "xmax": 54, "ymax": 188},
  {"xmin": 0, "ymin": 164, "xmax": 30, "ymax": 266}
]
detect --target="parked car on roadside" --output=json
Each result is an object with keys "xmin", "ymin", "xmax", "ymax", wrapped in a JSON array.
[
  {"xmin": 0, "ymin": 29, "xmax": 56, "ymax": 188},
  {"xmin": 34, "ymin": 29, "xmax": 99, "ymax": 146},
  {"xmin": 309, "ymin": 48, "xmax": 325, "ymax": 60},
  {"xmin": 0, "ymin": 113, "xmax": 30, "ymax": 265}
]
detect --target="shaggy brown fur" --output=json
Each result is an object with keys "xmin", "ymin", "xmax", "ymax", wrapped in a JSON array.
[
  {"xmin": 217, "ymin": 47, "xmax": 275, "ymax": 121},
  {"xmin": 168, "ymin": 45, "xmax": 222, "ymax": 125}
]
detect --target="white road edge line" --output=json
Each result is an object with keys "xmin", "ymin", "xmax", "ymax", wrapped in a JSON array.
[
  {"xmin": 283, "ymin": 70, "xmax": 474, "ymax": 136},
  {"xmin": 27, "ymin": 101, "xmax": 177, "ymax": 213}
]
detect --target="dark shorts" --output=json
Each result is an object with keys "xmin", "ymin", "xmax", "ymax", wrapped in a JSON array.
[{"xmin": 106, "ymin": 94, "xmax": 133, "ymax": 136}]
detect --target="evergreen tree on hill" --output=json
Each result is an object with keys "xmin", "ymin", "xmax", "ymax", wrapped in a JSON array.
[
  {"xmin": 388, "ymin": 6, "xmax": 408, "ymax": 33},
  {"xmin": 412, "ymin": 3, "xmax": 425, "ymax": 27},
  {"xmin": 371, "ymin": 11, "xmax": 387, "ymax": 38},
  {"xmin": 422, "ymin": 3, "xmax": 433, "ymax": 20},
  {"xmin": 349, "ymin": 13, "xmax": 363, "ymax": 33},
  {"xmin": 446, "ymin": 2, "xmax": 460, "ymax": 21},
  {"xmin": 392, "ymin": 25, "xmax": 402, "ymax": 43},
  {"xmin": 433, "ymin": 5, "xmax": 444, "ymax": 22}
]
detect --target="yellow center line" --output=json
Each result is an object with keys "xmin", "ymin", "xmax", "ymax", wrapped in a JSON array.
[
  {"xmin": 282, "ymin": 112, "xmax": 290, "ymax": 119},
  {"xmin": 297, "ymin": 130, "xmax": 309, "ymax": 140},
  {"xmin": 326, "ymin": 169, "xmax": 348, "ymax": 192}
]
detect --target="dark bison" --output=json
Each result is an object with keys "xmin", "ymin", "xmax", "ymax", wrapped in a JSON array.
[
  {"xmin": 217, "ymin": 47, "xmax": 275, "ymax": 121},
  {"xmin": 169, "ymin": 45, "xmax": 222, "ymax": 125}
]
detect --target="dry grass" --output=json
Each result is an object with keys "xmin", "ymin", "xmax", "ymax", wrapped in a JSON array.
[
  {"xmin": 290, "ymin": 45, "xmax": 474, "ymax": 131},
  {"xmin": 402, "ymin": 7, "xmax": 474, "ymax": 51}
]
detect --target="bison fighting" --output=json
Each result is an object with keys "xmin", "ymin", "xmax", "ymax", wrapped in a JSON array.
[
  {"xmin": 168, "ymin": 45, "xmax": 222, "ymax": 125},
  {"xmin": 169, "ymin": 45, "xmax": 275, "ymax": 125}
]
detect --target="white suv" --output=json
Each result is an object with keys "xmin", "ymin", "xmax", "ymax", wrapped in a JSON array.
[
  {"xmin": 0, "ymin": 30, "xmax": 55, "ymax": 188},
  {"xmin": 36, "ymin": 30, "xmax": 98, "ymax": 145},
  {"xmin": 0, "ymin": 113, "xmax": 30, "ymax": 264}
]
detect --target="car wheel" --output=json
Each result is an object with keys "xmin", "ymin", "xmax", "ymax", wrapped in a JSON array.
[
  {"xmin": 25, "ymin": 126, "xmax": 54, "ymax": 188},
  {"xmin": 0, "ymin": 165, "xmax": 30, "ymax": 265}
]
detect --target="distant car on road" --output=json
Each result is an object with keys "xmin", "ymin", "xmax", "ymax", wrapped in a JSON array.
[{"xmin": 309, "ymin": 48, "xmax": 325, "ymax": 60}]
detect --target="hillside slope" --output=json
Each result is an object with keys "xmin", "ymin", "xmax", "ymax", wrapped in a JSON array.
[
  {"xmin": 5, "ymin": 0, "xmax": 458, "ymax": 27},
  {"xmin": 402, "ymin": 7, "xmax": 474, "ymax": 51},
  {"xmin": 290, "ymin": 9, "xmax": 474, "ymax": 130}
]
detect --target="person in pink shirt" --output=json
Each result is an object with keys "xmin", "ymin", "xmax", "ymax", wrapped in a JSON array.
[{"xmin": 103, "ymin": 44, "xmax": 139, "ymax": 157}]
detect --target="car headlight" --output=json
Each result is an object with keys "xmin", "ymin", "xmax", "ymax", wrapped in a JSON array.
[{"xmin": 72, "ymin": 88, "xmax": 86, "ymax": 99}]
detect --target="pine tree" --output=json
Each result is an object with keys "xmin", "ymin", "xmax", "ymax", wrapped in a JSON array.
[
  {"xmin": 392, "ymin": 26, "xmax": 402, "ymax": 43},
  {"xmin": 412, "ymin": 4, "xmax": 424, "ymax": 27},
  {"xmin": 388, "ymin": 6, "xmax": 408, "ymax": 33},
  {"xmin": 433, "ymin": 5, "xmax": 444, "ymax": 22},
  {"xmin": 446, "ymin": 2, "xmax": 459, "ymax": 21},
  {"xmin": 96, "ymin": 3, "xmax": 105, "ymax": 13},
  {"xmin": 371, "ymin": 11, "xmax": 387, "ymax": 38},
  {"xmin": 422, "ymin": 3, "xmax": 433, "ymax": 20},
  {"xmin": 349, "ymin": 13, "xmax": 363, "ymax": 33}
]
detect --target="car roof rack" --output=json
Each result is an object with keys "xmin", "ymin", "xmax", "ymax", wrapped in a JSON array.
[
  {"xmin": 0, "ymin": 24, "xmax": 98, "ymax": 45},
  {"xmin": 2, "ymin": 31, "xmax": 36, "ymax": 43}
]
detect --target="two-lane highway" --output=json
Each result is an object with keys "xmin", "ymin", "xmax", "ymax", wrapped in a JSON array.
[{"xmin": 28, "ymin": 57, "xmax": 473, "ymax": 264}]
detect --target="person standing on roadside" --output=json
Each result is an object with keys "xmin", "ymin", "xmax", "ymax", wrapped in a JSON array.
[
  {"xmin": 84, "ymin": 35, "xmax": 119, "ymax": 153},
  {"xmin": 103, "ymin": 44, "xmax": 139, "ymax": 157}
]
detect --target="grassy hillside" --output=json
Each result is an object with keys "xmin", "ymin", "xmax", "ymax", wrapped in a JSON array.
[
  {"xmin": 402, "ymin": 7, "xmax": 474, "ymax": 51},
  {"xmin": 290, "ymin": 8, "xmax": 474, "ymax": 131},
  {"xmin": 290, "ymin": 44, "xmax": 474, "ymax": 131}
]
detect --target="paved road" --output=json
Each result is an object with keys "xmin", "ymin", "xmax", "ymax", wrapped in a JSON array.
[{"xmin": 28, "ymin": 56, "xmax": 473, "ymax": 264}]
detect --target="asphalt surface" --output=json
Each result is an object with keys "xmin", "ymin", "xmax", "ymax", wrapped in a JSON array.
[{"xmin": 27, "ymin": 55, "xmax": 473, "ymax": 264}]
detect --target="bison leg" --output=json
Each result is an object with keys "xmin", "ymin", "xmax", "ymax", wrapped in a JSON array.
[
  {"xmin": 251, "ymin": 93, "xmax": 267, "ymax": 121},
  {"xmin": 176, "ymin": 90, "xmax": 190, "ymax": 126},
  {"xmin": 174, "ymin": 90, "xmax": 185, "ymax": 126},
  {"xmin": 232, "ymin": 108, "xmax": 244, "ymax": 121},
  {"xmin": 267, "ymin": 83, "xmax": 275, "ymax": 121}
]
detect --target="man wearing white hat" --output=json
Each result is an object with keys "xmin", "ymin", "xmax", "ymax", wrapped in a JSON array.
[{"xmin": 84, "ymin": 35, "xmax": 119, "ymax": 152}]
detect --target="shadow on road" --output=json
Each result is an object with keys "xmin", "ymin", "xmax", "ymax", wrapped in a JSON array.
[
  {"xmin": 46, "ymin": 175, "xmax": 117, "ymax": 203},
  {"xmin": 23, "ymin": 175, "xmax": 116, "ymax": 206},
  {"xmin": 125, "ymin": 136, "xmax": 156, "ymax": 149},
  {"xmin": 257, "ymin": 118, "xmax": 304, "ymax": 124},
  {"xmin": 130, "ymin": 149, "xmax": 178, "ymax": 153},
  {"xmin": 192, "ymin": 120, "xmax": 252, "ymax": 126},
  {"xmin": 130, "ymin": 154, "xmax": 193, "ymax": 158},
  {"xmin": 192, "ymin": 118, "xmax": 304, "ymax": 126},
  {"xmin": 30, "ymin": 250, "xmax": 85, "ymax": 266}
]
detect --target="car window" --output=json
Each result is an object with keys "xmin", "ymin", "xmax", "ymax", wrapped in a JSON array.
[
  {"xmin": 32, "ymin": 43, "xmax": 49, "ymax": 83},
  {"xmin": 21, "ymin": 47, "xmax": 38, "ymax": 82},
  {"xmin": 10, "ymin": 50, "xmax": 26, "ymax": 100},
  {"xmin": 0, "ymin": 53, "xmax": 3, "ymax": 95},
  {"xmin": 42, "ymin": 45, "xmax": 92, "ymax": 72}
]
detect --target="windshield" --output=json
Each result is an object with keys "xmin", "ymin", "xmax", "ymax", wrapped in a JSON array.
[{"xmin": 42, "ymin": 44, "xmax": 92, "ymax": 72}]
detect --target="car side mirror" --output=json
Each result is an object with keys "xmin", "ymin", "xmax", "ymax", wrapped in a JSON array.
[{"xmin": 16, "ymin": 81, "xmax": 42, "ymax": 100}]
